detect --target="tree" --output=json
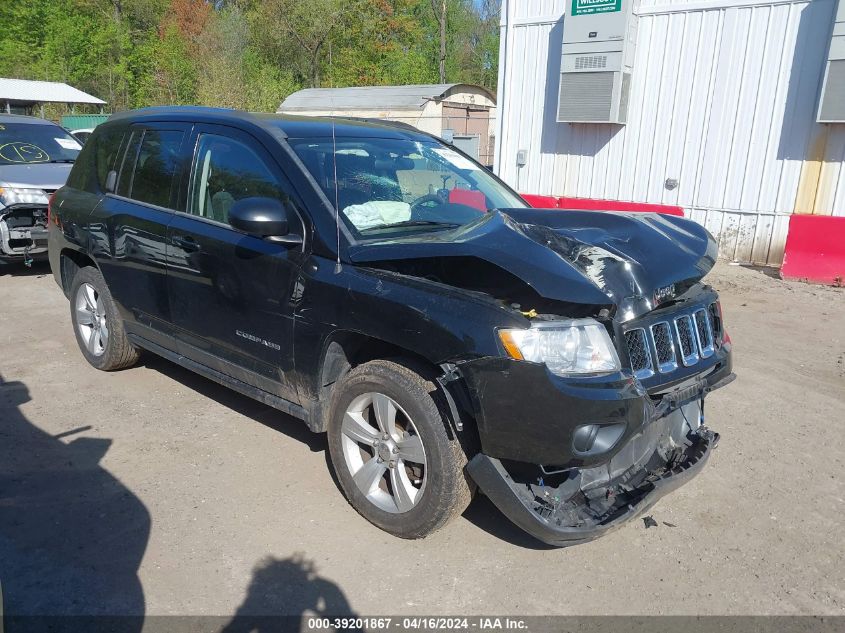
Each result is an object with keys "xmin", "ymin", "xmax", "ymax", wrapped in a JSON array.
[
  {"xmin": 194, "ymin": 5, "xmax": 298, "ymax": 110},
  {"xmin": 322, "ymin": 0, "xmax": 432, "ymax": 87},
  {"xmin": 431, "ymin": 0, "xmax": 447, "ymax": 83},
  {"xmin": 0, "ymin": 0, "xmax": 502, "ymax": 115},
  {"xmin": 445, "ymin": 0, "xmax": 500, "ymax": 90},
  {"xmin": 258, "ymin": 0, "xmax": 367, "ymax": 88},
  {"xmin": 136, "ymin": 22, "xmax": 197, "ymax": 105},
  {"xmin": 159, "ymin": 0, "xmax": 212, "ymax": 49}
]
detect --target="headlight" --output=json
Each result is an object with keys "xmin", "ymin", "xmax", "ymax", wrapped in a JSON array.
[
  {"xmin": 0, "ymin": 187, "xmax": 49, "ymax": 207},
  {"xmin": 498, "ymin": 318, "xmax": 621, "ymax": 376}
]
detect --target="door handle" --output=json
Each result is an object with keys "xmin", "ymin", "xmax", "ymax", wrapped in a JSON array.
[{"xmin": 172, "ymin": 235, "xmax": 200, "ymax": 252}]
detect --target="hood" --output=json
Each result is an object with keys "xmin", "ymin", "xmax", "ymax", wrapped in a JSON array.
[
  {"xmin": 0, "ymin": 163, "xmax": 73, "ymax": 190},
  {"xmin": 348, "ymin": 209, "xmax": 718, "ymax": 322}
]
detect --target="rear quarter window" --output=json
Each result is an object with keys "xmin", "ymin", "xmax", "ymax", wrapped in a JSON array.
[
  {"xmin": 64, "ymin": 137, "xmax": 96, "ymax": 191},
  {"xmin": 94, "ymin": 126, "xmax": 126, "ymax": 191},
  {"xmin": 64, "ymin": 125, "xmax": 125, "ymax": 194}
]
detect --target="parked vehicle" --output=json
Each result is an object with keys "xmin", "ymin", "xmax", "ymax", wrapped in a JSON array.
[
  {"xmin": 70, "ymin": 128, "xmax": 95, "ymax": 144},
  {"xmin": 1, "ymin": 114, "xmax": 81, "ymax": 264},
  {"xmin": 48, "ymin": 107, "xmax": 733, "ymax": 546}
]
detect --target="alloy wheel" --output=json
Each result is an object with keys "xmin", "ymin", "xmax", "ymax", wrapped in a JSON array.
[
  {"xmin": 340, "ymin": 392, "xmax": 427, "ymax": 513},
  {"xmin": 74, "ymin": 282, "xmax": 109, "ymax": 357}
]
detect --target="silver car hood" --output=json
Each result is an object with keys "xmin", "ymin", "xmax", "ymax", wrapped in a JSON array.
[{"xmin": 0, "ymin": 163, "xmax": 73, "ymax": 190}]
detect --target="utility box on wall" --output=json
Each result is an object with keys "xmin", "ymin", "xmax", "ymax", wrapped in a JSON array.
[
  {"xmin": 818, "ymin": 0, "xmax": 845, "ymax": 123},
  {"xmin": 557, "ymin": 0, "xmax": 638, "ymax": 124}
]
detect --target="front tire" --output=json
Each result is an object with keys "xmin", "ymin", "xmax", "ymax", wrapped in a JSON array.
[
  {"xmin": 327, "ymin": 359, "xmax": 473, "ymax": 540},
  {"xmin": 70, "ymin": 266, "xmax": 140, "ymax": 371}
]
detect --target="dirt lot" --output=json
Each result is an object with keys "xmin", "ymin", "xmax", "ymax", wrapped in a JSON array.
[{"xmin": 1, "ymin": 260, "xmax": 843, "ymax": 618}]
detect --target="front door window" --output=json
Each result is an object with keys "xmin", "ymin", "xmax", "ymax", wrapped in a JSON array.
[{"xmin": 187, "ymin": 133, "xmax": 285, "ymax": 224}]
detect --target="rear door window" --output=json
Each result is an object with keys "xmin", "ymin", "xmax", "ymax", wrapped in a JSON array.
[
  {"xmin": 116, "ymin": 128, "xmax": 185, "ymax": 209},
  {"xmin": 116, "ymin": 131, "xmax": 142, "ymax": 198}
]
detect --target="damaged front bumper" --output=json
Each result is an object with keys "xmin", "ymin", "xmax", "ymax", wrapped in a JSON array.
[
  {"xmin": 467, "ymin": 400, "xmax": 721, "ymax": 546},
  {"xmin": 0, "ymin": 204, "xmax": 49, "ymax": 262},
  {"xmin": 459, "ymin": 337, "xmax": 733, "ymax": 546}
]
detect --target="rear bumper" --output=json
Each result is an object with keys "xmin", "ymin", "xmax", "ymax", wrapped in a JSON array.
[{"xmin": 466, "ymin": 397, "xmax": 723, "ymax": 547}]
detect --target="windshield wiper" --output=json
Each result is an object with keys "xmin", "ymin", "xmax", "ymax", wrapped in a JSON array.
[
  {"xmin": 361, "ymin": 219, "xmax": 460, "ymax": 233},
  {"xmin": 49, "ymin": 159, "xmax": 75, "ymax": 163}
]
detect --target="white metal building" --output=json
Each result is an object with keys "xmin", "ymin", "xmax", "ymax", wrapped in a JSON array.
[
  {"xmin": 494, "ymin": 0, "xmax": 844, "ymax": 265},
  {"xmin": 279, "ymin": 84, "xmax": 497, "ymax": 164}
]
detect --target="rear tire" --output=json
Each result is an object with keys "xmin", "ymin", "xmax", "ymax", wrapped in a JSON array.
[
  {"xmin": 70, "ymin": 266, "xmax": 140, "ymax": 371},
  {"xmin": 327, "ymin": 359, "xmax": 473, "ymax": 539}
]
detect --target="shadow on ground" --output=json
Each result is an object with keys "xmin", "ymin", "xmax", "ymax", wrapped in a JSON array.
[
  {"xmin": 462, "ymin": 495, "xmax": 555, "ymax": 551},
  {"xmin": 141, "ymin": 355, "xmax": 534, "ymax": 551},
  {"xmin": 139, "ymin": 354, "xmax": 326, "ymax": 453},
  {"xmin": 740, "ymin": 264, "xmax": 782, "ymax": 281},
  {"xmin": 221, "ymin": 554, "xmax": 358, "ymax": 632},
  {"xmin": 0, "ymin": 374, "xmax": 150, "ymax": 621},
  {"xmin": 0, "ymin": 259, "xmax": 51, "ymax": 277}
]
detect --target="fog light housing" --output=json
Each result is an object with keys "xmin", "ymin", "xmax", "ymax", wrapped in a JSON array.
[{"xmin": 572, "ymin": 423, "xmax": 626, "ymax": 456}]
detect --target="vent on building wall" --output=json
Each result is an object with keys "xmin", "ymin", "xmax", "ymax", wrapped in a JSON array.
[
  {"xmin": 557, "ymin": 0, "xmax": 638, "ymax": 125},
  {"xmin": 558, "ymin": 72, "xmax": 614, "ymax": 121},
  {"xmin": 574, "ymin": 55, "xmax": 608, "ymax": 70}
]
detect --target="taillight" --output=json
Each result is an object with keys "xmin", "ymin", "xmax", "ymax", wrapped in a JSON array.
[{"xmin": 47, "ymin": 191, "xmax": 56, "ymax": 226}]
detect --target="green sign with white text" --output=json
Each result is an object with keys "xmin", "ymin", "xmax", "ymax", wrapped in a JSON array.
[{"xmin": 571, "ymin": 0, "xmax": 622, "ymax": 16}]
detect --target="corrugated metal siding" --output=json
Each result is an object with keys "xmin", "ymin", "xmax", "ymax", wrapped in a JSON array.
[
  {"xmin": 496, "ymin": 0, "xmax": 844, "ymax": 265},
  {"xmin": 60, "ymin": 114, "xmax": 110, "ymax": 130}
]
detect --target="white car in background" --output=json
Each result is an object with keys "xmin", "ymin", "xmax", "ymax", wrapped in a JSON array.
[{"xmin": 70, "ymin": 128, "xmax": 95, "ymax": 144}]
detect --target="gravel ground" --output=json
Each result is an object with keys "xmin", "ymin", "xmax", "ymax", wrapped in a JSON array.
[{"xmin": 0, "ymin": 260, "xmax": 843, "ymax": 619}]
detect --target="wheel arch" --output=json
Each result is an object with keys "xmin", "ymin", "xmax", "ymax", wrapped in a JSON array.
[
  {"xmin": 307, "ymin": 330, "xmax": 452, "ymax": 433},
  {"xmin": 59, "ymin": 248, "xmax": 98, "ymax": 298}
]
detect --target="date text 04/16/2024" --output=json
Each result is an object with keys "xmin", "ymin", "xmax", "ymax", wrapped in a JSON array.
[{"xmin": 306, "ymin": 617, "xmax": 529, "ymax": 631}]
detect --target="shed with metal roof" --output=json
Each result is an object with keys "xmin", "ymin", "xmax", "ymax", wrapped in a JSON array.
[
  {"xmin": 278, "ymin": 83, "xmax": 496, "ymax": 165},
  {"xmin": 0, "ymin": 78, "xmax": 105, "ymax": 116}
]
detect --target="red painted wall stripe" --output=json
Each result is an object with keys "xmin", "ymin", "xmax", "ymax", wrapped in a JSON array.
[
  {"xmin": 780, "ymin": 214, "xmax": 845, "ymax": 286},
  {"xmin": 520, "ymin": 194, "xmax": 561, "ymax": 208},
  {"xmin": 520, "ymin": 194, "xmax": 684, "ymax": 217}
]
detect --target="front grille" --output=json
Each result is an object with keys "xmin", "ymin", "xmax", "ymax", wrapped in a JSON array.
[
  {"xmin": 694, "ymin": 309, "xmax": 715, "ymax": 358},
  {"xmin": 625, "ymin": 303, "xmax": 721, "ymax": 378},
  {"xmin": 675, "ymin": 315, "xmax": 698, "ymax": 366},
  {"xmin": 651, "ymin": 322, "xmax": 676, "ymax": 372},
  {"xmin": 624, "ymin": 329, "xmax": 653, "ymax": 379}
]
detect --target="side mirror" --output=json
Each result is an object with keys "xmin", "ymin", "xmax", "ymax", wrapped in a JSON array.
[{"xmin": 228, "ymin": 197, "xmax": 301, "ymax": 245}]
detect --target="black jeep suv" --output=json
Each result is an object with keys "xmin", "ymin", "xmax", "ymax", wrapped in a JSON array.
[{"xmin": 49, "ymin": 107, "xmax": 733, "ymax": 546}]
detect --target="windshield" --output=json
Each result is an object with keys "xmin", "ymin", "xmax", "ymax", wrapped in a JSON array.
[
  {"xmin": 290, "ymin": 137, "xmax": 526, "ymax": 237},
  {"xmin": 0, "ymin": 122, "xmax": 82, "ymax": 165}
]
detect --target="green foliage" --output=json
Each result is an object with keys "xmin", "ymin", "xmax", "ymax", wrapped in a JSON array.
[
  {"xmin": 0, "ymin": 0, "xmax": 500, "ymax": 114},
  {"xmin": 135, "ymin": 23, "xmax": 197, "ymax": 106}
]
